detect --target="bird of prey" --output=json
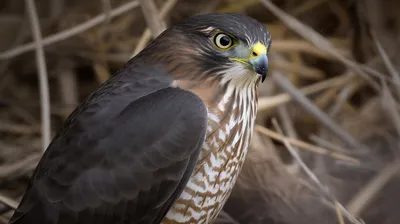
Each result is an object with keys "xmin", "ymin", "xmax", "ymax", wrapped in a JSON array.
[{"xmin": 10, "ymin": 13, "xmax": 271, "ymax": 224}]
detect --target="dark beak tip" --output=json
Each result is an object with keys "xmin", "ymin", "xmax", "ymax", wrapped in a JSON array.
[
  {"xmin": 261, "ymin": 74, "xmax": 267, "ymax": 82},
  {"xmin": 254, "ymin": 66, "xmax": 268, "ymax": 83}
]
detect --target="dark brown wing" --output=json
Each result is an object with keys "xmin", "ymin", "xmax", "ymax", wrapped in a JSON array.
[{"xmin": 10, "ymin": 65, "xmax": 208, "ymax": 224}]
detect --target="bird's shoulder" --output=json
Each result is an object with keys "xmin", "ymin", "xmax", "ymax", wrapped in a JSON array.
[{"xmin": 63, "ymin": 64, "xmax": 173, "ymax": 127}]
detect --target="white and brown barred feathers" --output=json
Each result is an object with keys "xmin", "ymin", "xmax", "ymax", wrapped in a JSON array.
[{"xmin": 163, "ymin": 72, "xmax": 260, "ymax": 223}]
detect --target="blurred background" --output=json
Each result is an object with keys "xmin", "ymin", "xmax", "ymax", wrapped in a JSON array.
[{"xmin": 1, "ymin": 0, "xmax": 400, "ymax": 223}]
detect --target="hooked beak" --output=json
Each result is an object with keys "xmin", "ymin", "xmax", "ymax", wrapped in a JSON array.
[{"xmin": 248, "ymin": 42, "xmax": 269, "ymax": 82}]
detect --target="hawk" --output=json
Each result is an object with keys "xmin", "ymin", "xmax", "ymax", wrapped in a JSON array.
[{"xmin": 10, "ymin": 13, "xmax": 271, "ymax": 224}]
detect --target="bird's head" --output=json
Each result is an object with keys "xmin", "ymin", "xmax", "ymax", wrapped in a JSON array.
[{"xmin": 135, "ymin": 13, "xmax": 271, "ymax": 86}]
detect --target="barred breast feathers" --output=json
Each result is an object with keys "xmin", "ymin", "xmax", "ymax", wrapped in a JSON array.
[{"xmin": 163, "ymin": 69, "xmax": 260, "ymax": 223}]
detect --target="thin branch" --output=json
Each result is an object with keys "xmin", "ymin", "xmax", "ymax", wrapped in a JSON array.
[
  {"xmin": 57, "ymin": 60, "xmax": 78, "ymax": 118},
  {"xmin": 0, "ymin": 122, "xmax": 40, "ymax": 135},
  {"xmin": 259, "ymin": 0, "xmax": 383, "ymax": 91},
  {"xmin": 328, "ymin": 56, "xmax": 383, "ymax": 117},
  {"xmin": 101, "ymin": 0, "xmax": 112, "ymax": 24},
  {"xmin": 138, "ymin": 0, "xmax": 166, "ymax": 38},
  {"xmin": 272, "ymin": 72, "xmax": 362, "ymax": 149},
  {"xmin": 255, "ymin": 125, "xmax": 359, "ymax": 164},
  {"xmin": 274, "ymin": 54, "xmax": 300, "ymax": 141},
  {"xmin": 381, "ymin": 81, "xmax": 400, "ymax": 139},
  {"xmin": 258, "ymin": 74, "xmax": 351, "ymax": 111},
  {"xmin": 371, "ymin": 29, "xmax": 400, "ymax": 101},
  {"xmin": 346, "ymin": 161, "xmax": 400, "ymax": 217},
  {"xmin": 271, "ymin": 119, "xmax": 362, "ymax": 224},
  {"xmin": 0, "ymin": 195, "xmax": 18, "ymax": 210},
  {"xmin": 25, "ymin": 0, "xmax": 51, "ymax": 151},
  {"xmin": 0, "ymin": 0, "xmax": 140, "ymax": 60},
  {"xmin": 310, "ymin": 135, "xmax": 352, "ymax": 154},
  {"xmin": 328, "ymin": 76, "xmax": 361, "ymax": 117},
  {"xmin": 371, "ymin": 32, "xmax": 400, "ymax": 84},
  {"xmin": 277, "ymin": 105, "xmax": 301, "ymax": 173},
  {"xmin": 277, "ymin": 105, "xmax": 299, "ymax": 141},
  {"xmin": 335, "ymin": 201, "xmax": 345, "ymax": 224},
  {"xmin": 133, "ymin": 29, "xmax": 152, "ymax": 56},
  {"xmin": 271, "ymin": 59, "xmax": 325, "ymax": 80},
  {"xmin": 272, "ymin": 54, "xmax": 303, "ymax": 172},
  {"xmin": 0, "ymin": 153, "xmax": 41, "ymax": 179},
  {"xmin": 133, "ymin": 0, "xmax": 177, "ymax": 56},
  {"xmin": 271, "ymin": 39, "xmax": 348, "ymax": 60},
  {"xmin": 0, "ymin": 11, "xmax": 29, "ymax": 84}
]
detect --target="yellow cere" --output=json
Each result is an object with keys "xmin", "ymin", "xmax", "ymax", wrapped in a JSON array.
[{"xmin": 249, "ymin": 42, "xmax": 267, "ymax": 60}]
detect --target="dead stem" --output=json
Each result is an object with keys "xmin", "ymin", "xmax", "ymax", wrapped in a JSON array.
[{"xmin": 25, "ymin": 0, "xmax": 51, "ymax": 151}]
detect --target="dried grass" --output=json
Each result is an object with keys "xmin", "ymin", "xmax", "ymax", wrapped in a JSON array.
[{"xmin": 1, "ymin": 0, "xmax": 399, "ymax": 223}]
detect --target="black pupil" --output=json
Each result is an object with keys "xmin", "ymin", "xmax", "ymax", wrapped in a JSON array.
[{"xmin": 219, "ymin": 35, "xmax": 231, "ymax": 46}]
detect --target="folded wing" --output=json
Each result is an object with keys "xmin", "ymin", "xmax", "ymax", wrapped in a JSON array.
[{"xmin": 10, "ymin": 65, "xmax": 208, "ymax": 224}]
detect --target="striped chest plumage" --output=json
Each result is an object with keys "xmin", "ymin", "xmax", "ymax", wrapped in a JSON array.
[{"xmin": 162, "ymin": 80, "xmax": 259, "ymax": 224}]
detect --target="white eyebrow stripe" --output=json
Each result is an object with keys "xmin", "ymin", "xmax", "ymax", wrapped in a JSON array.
[{"xmin": 200, "ymin": 26, "xmax": 215, "ymax": 33}]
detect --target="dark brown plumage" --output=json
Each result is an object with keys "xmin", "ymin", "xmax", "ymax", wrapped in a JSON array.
[{"xmin": 10, "ymin": 13, "xmax": 271, "ymax": 224}]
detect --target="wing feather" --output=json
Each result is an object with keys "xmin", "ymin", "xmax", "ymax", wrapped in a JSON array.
[{"xmin": 10, "ymin": 65, "xmax": 208, "ymax": 224}]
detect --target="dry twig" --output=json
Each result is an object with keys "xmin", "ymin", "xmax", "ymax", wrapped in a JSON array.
[
  {"xmin": 346, "ymin": 161, "xmax": 400, "ymax": 217},
  {"xmin": 259, "ymin": 0, "xmax": 383, "ymax": 90},
  {"xmin": 310, "ymin": 135, "xmax": 352, "ymax": 154},
  {"xmin": 271, "ymin": 60, "xmax": 325, "ymax": 80},
  {"xmin": 25, "ymin": 0, "xmax": 51, "ymax": 151},
  {"xmin": 0, "ymin": 0, "xmax": 140, "ymax": 60},
  {"xmin": 335, "ymin": 201, "xmax": 346, "ymax": 224},
  {"xmin": 271, "ymin": 119, "xmax": 362, "ymax": 224},
  {"xmin": 371, "ymin": 29, "xmax": 400, "ymax": 101},
  {"xmin": 138, "ymin": 0, "xmax": 166, "ymax": 38},
  {"xmin": 0, "ymin": 195, "xmax": 17, "ymax": 210},
  {"xmin": 0, "ymin": 153, "xmax": 41, "ymax": 179},
  {"xmin": 271, "ymin": 39, "xmax": 348, "ymax": 59},
  {"xmin": 133, "ymin": 0, "xmax": 177, "ymax": 56},
  {"xmin": 381, "ymin": 82, "xmax": 400, "ymax": 140},
  {"xmin": 56, "ymin": 60, "xmax": 79, "ymax": 119},
  {"xmin": 272, "ymin": 72, "xmax": 361, "ymax": 149},
  {"xmin": 258, "ymin": 74, "xmax": 351, "ymax": 111},
  {"xmin": 255, "ymin": 125, "xmax": 359, "ymax": 164},
  {"xmin": 277, "ymin": 105, "xmax": 301, "ymax": 173}
]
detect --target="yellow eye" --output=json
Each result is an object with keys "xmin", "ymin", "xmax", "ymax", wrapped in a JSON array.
[{"xmin": 213, "ymin": 33, "xmax": 234, "ymax": 50}]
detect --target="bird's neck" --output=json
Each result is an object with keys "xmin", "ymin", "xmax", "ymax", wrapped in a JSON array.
[
  {"xmin": 202, "ymin": 79, "xmax": 259, "ymax": 151},
  {"xmin": 170, "ymin": 72, "xmax": 261, "ymax": 107}
]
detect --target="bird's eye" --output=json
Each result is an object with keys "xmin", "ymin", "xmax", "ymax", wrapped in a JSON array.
[{"xmin": 213, "ymin": 33, "xmax": 234, "ymax": 50}]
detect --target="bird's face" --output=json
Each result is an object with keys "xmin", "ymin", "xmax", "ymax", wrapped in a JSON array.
[
  {"xmin": 137, "ymin": 13, "xmax": 271, "ymax": 85},
  {"xmin": 194, "ymin": 28, "xmax": 271, "ymax": 83},
  {"xmin": 174, "ymin": 13, "xmax": 271, "ymax": 84}
]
